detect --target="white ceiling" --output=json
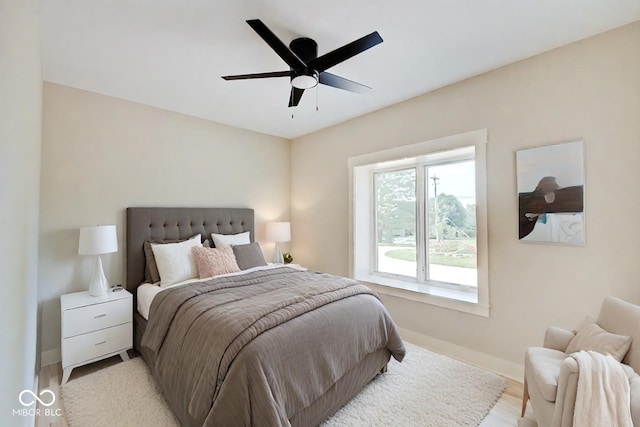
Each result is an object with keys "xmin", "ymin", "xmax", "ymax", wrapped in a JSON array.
[{"xmin": 39, "ymin": 1, "xmax": 640, "ymax": 139}]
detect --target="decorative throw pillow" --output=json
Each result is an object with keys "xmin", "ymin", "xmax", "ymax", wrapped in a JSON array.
[
  {"xmin": 232, "ymin": 242, "xmax": 268, "ymax": 270},
  {"xmin": 143, "ymin": 237, "xmax": 187, "ymax": 283},
  {"xmin": 192, "ymin": 246, "xmax": 241, "ymax": 278},
  {"xmin": 565, "ymin": 317, "xmax": 632, "ymax": 361},
  {"xmin": 151, "ymin": 234, "xmax": 202, "ymax": 287},
  {"xmin": 211, "ymin": 231, "xmax": 251, "ymax": 248},
  {"xmin": 143, "ymin": 236, "xmax": 210, "ymax": 283}
]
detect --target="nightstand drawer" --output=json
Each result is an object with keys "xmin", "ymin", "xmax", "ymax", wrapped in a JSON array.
[
  {"xmin": 62, "ymin": 322, "xmax": 132, "ymax": 368},
  {"xmin": 63, "ymin": 297, "xmax": 131, "ymax": 338}
]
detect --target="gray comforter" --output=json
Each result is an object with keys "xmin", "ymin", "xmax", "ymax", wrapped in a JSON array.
[{"xmin": 141, "ymin": 267, "xmax": 405, "ymax": 426}]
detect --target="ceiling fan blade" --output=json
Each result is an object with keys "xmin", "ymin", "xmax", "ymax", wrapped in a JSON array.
[
  {"xmin": 319, "ymin": 72, "xmax": 371, "ymax": 93},
  {"xmin": 288, "ymin": 87, "xmax": 304, "ymax": 107},
  {"xmin": 222, "ymin": 71, "xmax": 291, "ymax": 80},
  {"xmin": 246, "ymin": 19, "xmax": 307, "ymax": 69},
  {"xmin": 309, "ymin": 31, "xmax": 383, "ymax": 72}
]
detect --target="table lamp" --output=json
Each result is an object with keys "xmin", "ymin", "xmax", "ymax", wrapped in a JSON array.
[
  {"xmin": 78, "ymin": 225, "xmax": 118, "ymax": 296},
  {"xmin": 266, "ymin": 222, "xmax": 291, "ymax": 264}
]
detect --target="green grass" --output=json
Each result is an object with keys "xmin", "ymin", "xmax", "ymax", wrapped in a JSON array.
[
  {"xmin": 429, "ymin": 255, "xmax": 476, "ymax": 268},
  {"xmin": 385, "ymin": 248, "xmax": 417, "ymax": 262},
  {"xmin": 384, "ymin": 246, "xmax": 477, "ymax": 269}
]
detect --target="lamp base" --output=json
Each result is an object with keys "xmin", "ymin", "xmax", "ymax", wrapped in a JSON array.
[
  {"xmin": 88, "ymin": 256, "xmax": 110, "ymax": 296},
  {"xmin": 272, "ymin": 242, "xmax": 284, "ymax": 264}
]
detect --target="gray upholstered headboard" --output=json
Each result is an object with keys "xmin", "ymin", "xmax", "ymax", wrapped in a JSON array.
[{"xmin": 125, "ymin": 207, "xmax": 254, "ymax": 293}]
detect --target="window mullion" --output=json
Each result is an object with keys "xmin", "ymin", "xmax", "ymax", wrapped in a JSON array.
[
  {"xmin": 416, "ymin": 166, "xmax": 426, "ymax": 282},
  {"xmin": 371, "ymin": 170, "xmax": 379, "ymax": 275},
  {"xmin": 423, "ymin": 164, "xmax": 431, "ymax": 282}
]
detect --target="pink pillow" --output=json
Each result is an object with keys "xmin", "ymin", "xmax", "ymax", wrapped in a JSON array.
[{"xmin": 191, "ymin": 246, "xmax": 240, "ymax": 279}]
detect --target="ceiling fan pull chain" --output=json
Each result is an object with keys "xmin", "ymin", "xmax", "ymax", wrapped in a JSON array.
[{"xmin": 316, "ymin": 85, "xmax": 319, "ymax": 111}]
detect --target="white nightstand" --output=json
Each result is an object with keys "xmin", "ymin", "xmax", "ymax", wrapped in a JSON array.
[{"xmin": 60, "ymin": 288, "xmax": 132, "ymax": 385}]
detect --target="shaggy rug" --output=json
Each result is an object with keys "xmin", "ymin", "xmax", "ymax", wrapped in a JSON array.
[{"xmin": 61, "ymin": 342, "xmax": 506, "ymax": 426}]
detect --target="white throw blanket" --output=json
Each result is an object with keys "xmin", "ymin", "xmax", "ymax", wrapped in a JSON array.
[{"xmin": 572, "ymin": 350, "xmax": 632, "ymax": 427}]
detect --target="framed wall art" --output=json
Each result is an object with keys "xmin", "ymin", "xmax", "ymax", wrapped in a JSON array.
[{"xmin": 516, "ymin": 140, "xmax": 585, "ymax": 245}]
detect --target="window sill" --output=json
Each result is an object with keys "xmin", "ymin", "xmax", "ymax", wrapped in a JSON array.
[{"xmin": 357, "ymin": 273, "xmax": 490, "ymax": 317}]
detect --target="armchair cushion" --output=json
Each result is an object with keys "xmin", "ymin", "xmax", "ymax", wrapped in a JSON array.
[
  {"xmin": 526, "ymin": 347, "xmax": 568, "ymax": 402},
  {"xmin": 566, "ymin": 317, "xmax": 632, "ymax": 361}
]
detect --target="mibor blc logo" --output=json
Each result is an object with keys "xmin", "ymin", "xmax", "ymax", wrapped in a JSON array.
[{"xmin": 12, "ymin": 390, "xmax": 62, "ymax": 418}]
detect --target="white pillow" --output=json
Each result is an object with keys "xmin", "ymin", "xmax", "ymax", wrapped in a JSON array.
[
  {"xmin": 151, "ymin": 234, "xmax": 202, "ymax": 287},
  {"xmin": 211, "ymin": 231, "xmax": 251, "ymax": 247}
]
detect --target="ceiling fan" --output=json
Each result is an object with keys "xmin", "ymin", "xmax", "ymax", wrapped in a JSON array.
[{"xmin": 222, "ymin": 19, "xmax": 383, "ymax": 107}]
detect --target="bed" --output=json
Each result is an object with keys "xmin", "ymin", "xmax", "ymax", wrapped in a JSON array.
[{"xmin": 126, "ymin": 207, "xmax": 405, "ymax": 427}]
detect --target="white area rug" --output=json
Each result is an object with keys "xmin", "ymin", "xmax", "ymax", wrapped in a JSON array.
[
  {"xmin": 61, "ymin": 342, "xmax": 506, "ymax": 426},
  {"xmin": 61, "ymin": 356, "xmax": 179, "ymax": 426},
  {"xmin": 322, "ymin": 343, "xmax": 506, "ymax": 426}
]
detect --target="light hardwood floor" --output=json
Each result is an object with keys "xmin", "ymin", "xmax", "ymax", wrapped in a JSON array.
[
  {"xmin": 480, "ymin": 377, "xmax": 524, "ymax": 427},
  {"xmin": 37, "ymin": 353, "xmax": 524, "ymax": 427}
]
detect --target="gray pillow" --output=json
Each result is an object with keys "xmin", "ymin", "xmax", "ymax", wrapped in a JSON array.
[{"xmin": 232, "ymin": 242, "xmax": 268, "ymax": 270}]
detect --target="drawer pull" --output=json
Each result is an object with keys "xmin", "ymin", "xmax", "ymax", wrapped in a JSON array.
[
  {"xmin": 94, "ymin": 341, "xmax": 107, "ymax": 346},
  {"xmin": 94, "ymin": 314, "xmax": 107, "ymax": 319}
]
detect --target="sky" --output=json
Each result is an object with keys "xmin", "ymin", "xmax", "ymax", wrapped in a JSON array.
[{"xmin": 427, "ymin": 160, "xmax": 476, "ymax": 206}]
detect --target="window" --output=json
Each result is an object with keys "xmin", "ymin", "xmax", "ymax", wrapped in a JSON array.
[
  {"xmin": 349, "ymin": 130, "xmax": 489, "ymax": 316},
  {"xmin": 375, "ymin": 169, "xmax": 417, "ymax": 278}
]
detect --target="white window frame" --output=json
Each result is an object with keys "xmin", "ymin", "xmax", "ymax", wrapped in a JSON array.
[{"xmin": 348, "ymin": 129, "xmax": 489, "ymax": 317}]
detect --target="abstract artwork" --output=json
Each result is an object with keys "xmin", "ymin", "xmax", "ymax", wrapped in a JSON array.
[{"xmin": 516, "ymin": 140, "xmax": 585, "ymax": 245}]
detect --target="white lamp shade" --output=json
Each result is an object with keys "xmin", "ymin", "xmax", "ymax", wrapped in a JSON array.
[
  {"xmin": 266, "ymin": 222, "xmax": 291, "ymax": 243},
  {"xmin": 78, "ymin": 225, "xmax": 118, "ymax": 255}
]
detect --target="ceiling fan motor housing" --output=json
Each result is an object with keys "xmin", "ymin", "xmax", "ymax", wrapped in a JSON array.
[
  {"xmin": 290, "ymin": 37, "xmax": 319, "ymax": 88},
  {"xmin": 289, "ymin": 37, "xmax": 317, "ymax": 63}
]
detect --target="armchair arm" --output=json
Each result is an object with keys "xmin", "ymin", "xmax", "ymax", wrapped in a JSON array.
[
  {"xmin": 543, "ymin": 327, "xmax": 575, "ymax": 353},
  {"xmin": 550, "ymin": 357, "xmax": 579, "ymax": 427},
  {"xmin": 622, "ymin": 364, "xmax": 640, "ymax": 426},
  {"xmin": 553, "ymin": 357, "xmax": 638, "ymax": 427}
]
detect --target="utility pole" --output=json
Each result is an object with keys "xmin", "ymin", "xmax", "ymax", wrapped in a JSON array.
[{"xmin": 430, "ymin": 175, "xmax": 440, "ymax": 242}]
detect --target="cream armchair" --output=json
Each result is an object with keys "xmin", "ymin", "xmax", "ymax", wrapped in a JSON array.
[{"xmin": 520, "ymin": 296, "xmax": 640, "ymax": 427}]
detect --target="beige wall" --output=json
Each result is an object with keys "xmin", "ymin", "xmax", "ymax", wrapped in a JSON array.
[
  {"xmin": 0, "ymin": 0, "xmax": 42, "ymax": 423},
  {"xmin": 39, "ymin": 83, "xmax": 291, "ymax": 353},
  {"xmin": 291, "ymin": 22, "xmax": 640, "ymax": 372}
]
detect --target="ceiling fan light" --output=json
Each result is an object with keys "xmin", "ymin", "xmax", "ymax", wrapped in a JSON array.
[{"xmin": 291, "ymin": 74, "xmax": 318, "ymax": 89}]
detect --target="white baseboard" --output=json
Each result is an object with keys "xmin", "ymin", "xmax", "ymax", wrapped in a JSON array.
[
  {"xmin": 399, "ymin": 327, "xmax": 524, "ymax": 381},
  {"xmin": 40, "ymin": 348, "xmax": 61, "ymax": 367}
]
